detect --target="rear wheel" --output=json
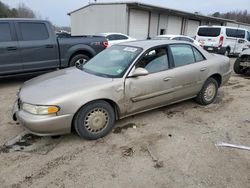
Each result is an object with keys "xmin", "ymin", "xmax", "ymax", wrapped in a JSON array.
[
  {"xmin": 69, "ymin": 54, "xmax": 90, "ymax": 67},
  {"xmin": 74, "ymin": 100, "xmax": 115, "ymax": 140},
  {"xmin": 195, "ymin": 78, "xmax": 218, "ymax": 105}
]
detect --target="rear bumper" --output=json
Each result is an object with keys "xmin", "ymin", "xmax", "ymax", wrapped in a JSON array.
[
  {"xmin": 12, "ymin": 101, "xmax": 73, "ymax": 136},
  {"xmin": 221, "ymin": 70, "xmax": 232, "ymax": 86},
  {"xmin": 203, "ymin": 46, "xmax": 227, "ymax": 55}
]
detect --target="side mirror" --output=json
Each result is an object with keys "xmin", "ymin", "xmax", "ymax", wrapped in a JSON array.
[{"xmin": 131, "ymin": 68, "xmax": 149, "ymax": 77}]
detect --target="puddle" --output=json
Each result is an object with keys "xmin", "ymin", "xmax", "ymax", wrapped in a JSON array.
[
  {"xmin": 113, "ymin": 123, "xmax": 136, "ymax": 134},
  {"xmin": 0, "ymin": 132, "xmax": 63, "ymax": 155},
  {"xmin": 232, "ymin": 85, "xmax": 245, "ymax": 89},
  {"xmin": 225, "ymin": 81, "xmax": 239, "ymax": 86},
  {"xmin": 163, "ymin": 110, "xmax": 184, "ymax": 118}
]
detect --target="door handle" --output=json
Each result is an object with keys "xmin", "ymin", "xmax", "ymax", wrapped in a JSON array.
[
  {"xmin": 45, "ymin": 44, "xmax": 54, "ymax": 48},
  {"xmin": 6, "ymin": 46, "xmax": 17, "ymax": 51},
  {"xmin": 200, "ymin": 67, "xmax": 207, "ymax": 72},
  {"xmin": 163, "ymin": 77, "xmax": 172, "ymax": 81}
]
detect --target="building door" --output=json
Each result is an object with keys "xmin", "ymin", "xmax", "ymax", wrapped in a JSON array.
[
  {"xmin": 129, "ymin": 9, "xmax": 149, "ymax": 39},
  {"xmin": 186, "ymin": 19, "xmax": 200, "ymax": 37}
]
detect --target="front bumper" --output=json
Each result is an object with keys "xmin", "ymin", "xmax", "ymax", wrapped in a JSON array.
[
  {"xmin": 203, "ymin": 46, "xmax": 227, "ymax": 55},
  {"xmin": 12, "ymin": 101, "xmax": 73, "ymax": 136}
]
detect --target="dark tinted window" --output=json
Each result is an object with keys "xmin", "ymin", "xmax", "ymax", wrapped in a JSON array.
[
  {"xmin": 137, "ymin": 47, "xmax": 168, "ymax": 73},
  {"xmin": 170, "ymin": 45, "xmax": 195, "ymax": 67},
  {"xmin": 107, "ymin": 34, "xmax": 128, "ymax": 41},
  {"xmin": 226, "ymin": 28, "xmax": 245, "ymax": 39},
  {"xmin": 19, "ymin": 23, "xmax": 49, "ymax": 41},
  {"xmin": 198, "ymin": 27, "xmax": 221, "ymax": 37},
  {"xmin": 0, "ymin": 23, "xmax": 12, "ymax": 42},
  {"xmin": 193, "ymin": 47, "xmax": 205, "ymax": 62}
]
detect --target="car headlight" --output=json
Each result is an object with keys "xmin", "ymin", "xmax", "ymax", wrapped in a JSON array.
[{"xmin": 22, "ymin": 103, "xmax": 60, "ymax": 115}]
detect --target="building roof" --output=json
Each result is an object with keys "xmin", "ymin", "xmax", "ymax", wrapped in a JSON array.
[{"xmin": 67, "ymin": 1, "xmax": 250, "ymax": 26}]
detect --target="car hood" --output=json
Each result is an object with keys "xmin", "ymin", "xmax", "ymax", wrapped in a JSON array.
[{"xmin": 19, "ymin": 67, "xmax": 113, "ymax": 104}]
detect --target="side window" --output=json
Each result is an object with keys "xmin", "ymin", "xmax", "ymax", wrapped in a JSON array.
[
  {"xmin": 115, "ymin": 34, "xmax": 128, "ymax": 40},
  {"xmin": 172, "ymin": 37, "xmax": 181, "ymax": 40},
  {"xmin": 236, "ymin": 29, "xmax": 245, "ymax": 39},
  {"xmin": 170, "ymin": 44, "xmax": 195, "ymax": 67},
  {"xmin": 0, "ymin": 23, "xmax": 12, "ymax": 42},
  {"xmin": 226, "ymin": 28, "xmax": 245, "ymax": 39},
  {"xmin": 181, "ymin": 37, "xmax": 193, "ymax": 43},
  {"xmin": 226, "ymin": 28, "xmax": 237, "ymax": 38},
  {"xmin": 19, "ymin": 22, "xmax": 49, "ymax": 41},
  {"xmin": 193, "ymin": 47, "xmax": 205, "ymax": 62},
  {"xmin": 107, "ymin": 35, "xmax": 115, "ymax": 41},
  {"xmin": 136, "ymin": 47, "xmax": 168, "ymax": 73}
]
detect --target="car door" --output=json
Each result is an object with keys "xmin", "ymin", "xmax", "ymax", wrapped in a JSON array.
[
  {"xmin": 0, "ymin": 21, "xmax": 22, "ymax": 75},
  {"xmin": 169, "ymin": 44, "xmax": 207, "ymax": 101},
  {"xmin": 124, "ymin": 46, "xmax": 174, "ymax": 114},
  {"xmin": 15, "ymin": 21, "xmax": 59, "ymax": 71}
]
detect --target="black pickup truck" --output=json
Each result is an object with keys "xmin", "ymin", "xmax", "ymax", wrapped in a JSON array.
[{"xmin": 0, "ymin": 19, "xmax": 108, "ymax": 77}]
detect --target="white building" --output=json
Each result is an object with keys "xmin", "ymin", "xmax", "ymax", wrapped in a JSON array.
[{"xmin": 68, "ymin": 2, "xmax": 250, "ymax": 39}]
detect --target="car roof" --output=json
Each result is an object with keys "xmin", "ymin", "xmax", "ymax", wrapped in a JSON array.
[
  {"xmin": 100, "ymin": 33, "xmax": 127, "ymax": 36},
  {"xmin": 116, "ymin": 39, "xmax": 192, "ymax": 49},
  {"xmin": 156, "ymin": 34, "xmax": 192, "ymax": 39}
]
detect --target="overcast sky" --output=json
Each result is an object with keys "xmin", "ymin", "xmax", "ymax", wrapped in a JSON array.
[{"xmin": 3, "ymin": 0, "xmax": 250, "ymax": 26}]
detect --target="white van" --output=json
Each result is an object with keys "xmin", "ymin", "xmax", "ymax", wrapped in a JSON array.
[{"xmin": 196, "ymin": 26, "xmax": 250, "ymax": 56}]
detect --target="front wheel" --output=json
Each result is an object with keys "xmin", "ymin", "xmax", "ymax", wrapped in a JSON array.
[
  {"xmin": 195, "ymin": 78, "xmax": 218, "ymax": 105},
  {"xmin": 73, "ymin": 101, "xmax": 115, "ymax": 140},
  {"xmin": 69, "ymin": 54, "xmax": 90, "ymax": 67},
  {"xmin": 234, "ymin": 58, "xmax": 245, "ymax": 74}
]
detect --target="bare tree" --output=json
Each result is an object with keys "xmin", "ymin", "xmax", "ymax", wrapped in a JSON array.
[{"xmin": 16, "ymin": 2, "xmax": 36, "ymax": 18}]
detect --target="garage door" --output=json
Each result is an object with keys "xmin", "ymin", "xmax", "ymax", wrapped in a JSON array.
[
  {"xmin": 167, "ymin": 16, "xmax": 182, "ymax": 35},
  {"xmin": 129, "ymin": 9, "xmax": 149, "ymax": 39},
  {"xmin": 186, "ymin": 20, "xmax": 200, "ymax": 37}
]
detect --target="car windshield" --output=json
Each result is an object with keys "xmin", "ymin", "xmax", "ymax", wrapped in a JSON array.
[{"xmin": 82, "ymin": 45, "xmax": 142, "ymax": 78}]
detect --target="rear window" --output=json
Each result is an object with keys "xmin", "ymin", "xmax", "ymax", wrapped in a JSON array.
[
  {"xmin": 226, "ymin": 28, "xmax": 245, "ymax": 39},
  {"xmin": 198, "ymin": 27, "xmax": 221, "ymax": 37},
  {"xmin": 19, "ymin": 22, "xmax": 49, "ymax": 41},
  {"xmin": 0, "ymin": 23, "xmax": 12, "ymax": 42}
]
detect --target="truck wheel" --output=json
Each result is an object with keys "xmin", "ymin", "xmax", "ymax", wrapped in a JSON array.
[
  {"xmin": 69, "ymin": 54, "xmax": 90, "ymax": 67},
  {"xmin": 195, "ymin": 78, "xmax": 218, "ymax": 105},
  {"xmin": 73, "ymin": 100, "xmax": 115, "ymax": 140},
  {"xmin": 234, "ymin": 58, "xmax": 244, "ymax": 74}
]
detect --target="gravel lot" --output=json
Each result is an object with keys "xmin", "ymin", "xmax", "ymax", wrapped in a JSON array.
[{"xmin": 0, "ymin": 58, "xmax": 249, "ymax": 188}]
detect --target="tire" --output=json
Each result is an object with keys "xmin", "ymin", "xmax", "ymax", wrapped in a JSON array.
[
  {"xmin": 195, "ymin": 78, "xmax": 218, "ymax": 105},
  {"xmin": 73, "ymin": 100, "xmax": 115, "ymax": 140},
  {"xmin": 69, "ymin": 54, "xmax": 90, "ymax": 67},
  {"xmin": 233, "ymin": 58, "xmax": 244, "ymax": 74}
]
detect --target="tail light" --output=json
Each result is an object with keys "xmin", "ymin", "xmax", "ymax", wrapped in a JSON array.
[
  {"xmin": 102, "ymin": 41, "xmax": 109, "ymax": 48},
  {"xmin": 218, "ymin": 36, "xmax": 224, "ymax": 48}
]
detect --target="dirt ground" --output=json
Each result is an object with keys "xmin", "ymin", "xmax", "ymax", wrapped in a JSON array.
[{"xmin": 0, "ymin": 58, "xmax": 249, "ymax": 188}]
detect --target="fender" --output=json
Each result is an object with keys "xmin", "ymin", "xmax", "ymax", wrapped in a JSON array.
[{"xmin": 60, "ymin": 44, "xmax": 96, "ymax": 67}]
